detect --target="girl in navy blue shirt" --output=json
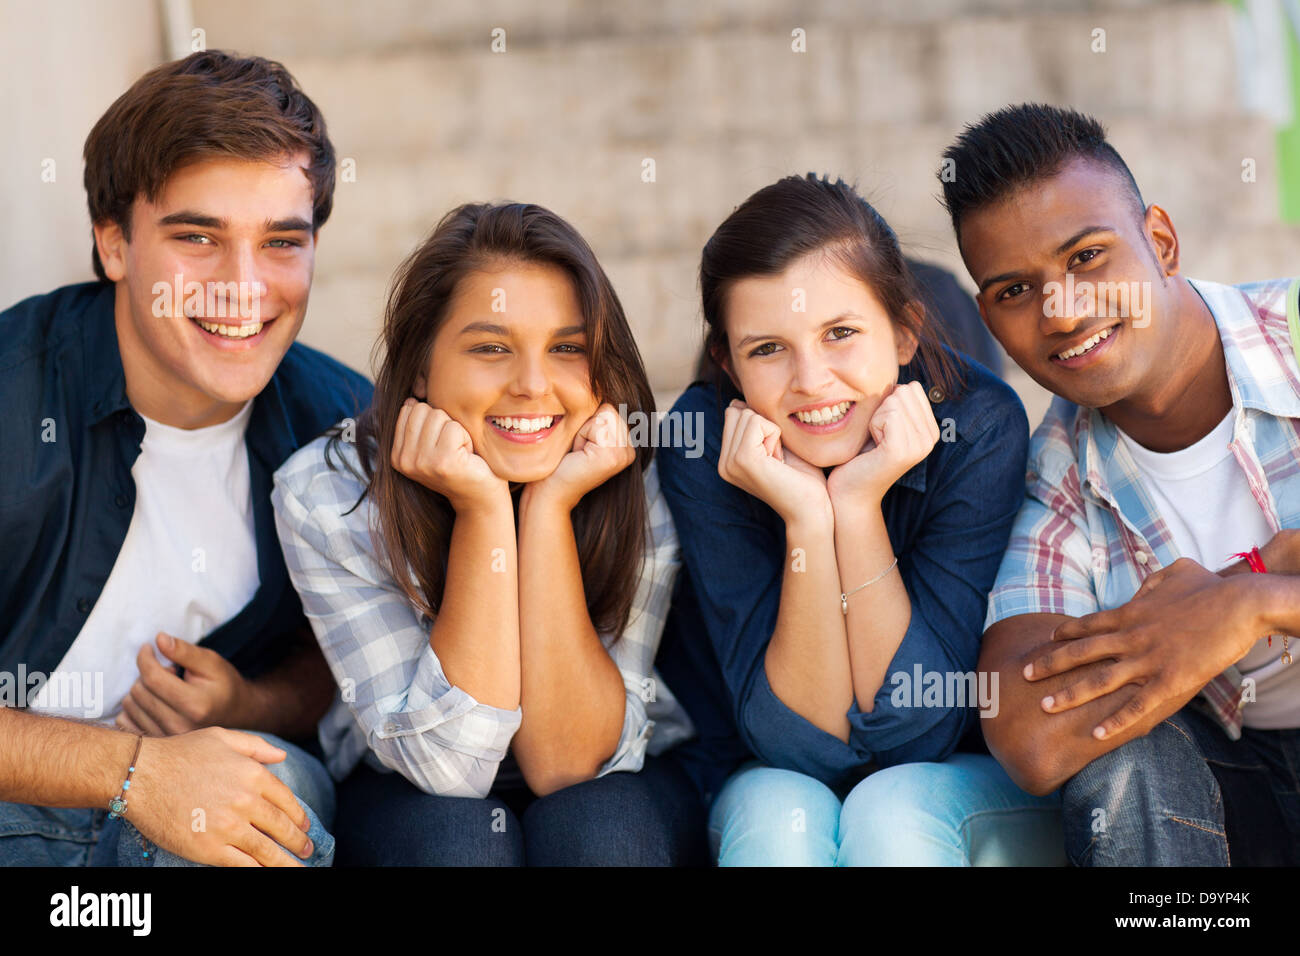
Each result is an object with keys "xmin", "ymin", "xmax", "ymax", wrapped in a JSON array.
[{"xmin": 656, "ymin": 174, "xmax": 1064, "ymax": 865}]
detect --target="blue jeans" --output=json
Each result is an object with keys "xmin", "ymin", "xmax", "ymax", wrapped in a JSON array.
[
  {"xmin": 333, "ymin": 752, "xmax": 709, "ymax": 866},
  {"xmin": 1061, "ymin": 703, "xmax": 1300, "ymax": 866},
  {"xmin": 0, "ymin": 732, "xmax": 336, "ymax": 867},
  {"xmin": 710, "ymin": 753, "xmax": 1065, "ymax": 866}
]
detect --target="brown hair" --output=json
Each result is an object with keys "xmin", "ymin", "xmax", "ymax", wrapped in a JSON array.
[
  {"xmin": 327, "ymin": 202, "xmax": 656, "ymax": 639},
  {"xmin": 699, "ymin": 173, "xmax": 965, "ymax": 400},
  {"xmin": 83, "ymin": 50, "xmax": 335, "ymax": 281}
]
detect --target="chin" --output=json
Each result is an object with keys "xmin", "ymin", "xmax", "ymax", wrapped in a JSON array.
[
  {"xmin": 783, "ymin": 433, "xmax": 859, "ymax": 470},
  {"xmin": 198, "ymin": 376, "xmax": 270, "ymax": 406},
  {"xmin": 1044, "ymin": 377, "xmax": 1129, "ymax": 410},
  {"xmin": 486, "ymin": 453, "xmax": 564, "ymax": 485},
  {"xmin": 800, "ymin": 451, "xmax": 850, "ymax": 470}
]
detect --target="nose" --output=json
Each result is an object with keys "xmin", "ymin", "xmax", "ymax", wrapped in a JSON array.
[
  {"xmin": 220, "ymin": 243, "xmax": 268, "ymax": 322},
  {"xmin": 1040, "ymin": 272, "xmax": 1093, "ymax": 337},
  {"xmin": 789, "ymin": 347, "xmax": 835, "ymax": 396},
  {"xmin": 508, "ymin": 350, "xmax": 551, "ymax": 399}
]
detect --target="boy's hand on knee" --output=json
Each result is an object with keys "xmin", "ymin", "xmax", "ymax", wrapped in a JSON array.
[
  {"xmin": 126, "ymin": 727, "xmax": 315, "ymax": 867},
  {"xmin": 1023, "ymin": 558, "xmax": 1269, "ymax": 741}
]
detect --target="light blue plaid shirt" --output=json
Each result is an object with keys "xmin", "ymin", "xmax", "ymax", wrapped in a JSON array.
[
  {"xmin": 986, "ymin": 277, "xmax": 1300, "ymax": 739},
  {"xmin": 272, "ymin": 433, "xmax": 693, "ymax": 796}
]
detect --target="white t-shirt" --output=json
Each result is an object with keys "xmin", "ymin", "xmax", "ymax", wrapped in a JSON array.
[
  {"xmin": 1118, "ymin": 409, "xmax": 1299, "ymax": 728},
  {"xmin": 30, "ymin": 401, "xmax": 261, "ymax": 722}
]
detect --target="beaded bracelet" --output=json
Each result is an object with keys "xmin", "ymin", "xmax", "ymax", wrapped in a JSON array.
[{"xmin": 107, "ymin": 733, "xmax": 143, "ymax": 820}]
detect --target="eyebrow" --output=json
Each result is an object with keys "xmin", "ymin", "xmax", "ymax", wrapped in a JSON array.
[
  {"xmin": 977, "ymin": 225, "xmax": 1116, "ymax": 293},
  {"xmin": 734, "ymin": 313, "xmax": 863, "ymax": 350},
  {"xmin": 458, "ymin": 322, "xmax": 587, "ymax": 337},
  {"xmin": 156, "ymin": 211, "xmax": 313, "ymax": 233}
]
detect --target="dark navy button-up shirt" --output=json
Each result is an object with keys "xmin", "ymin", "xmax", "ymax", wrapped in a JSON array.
[
  {"xmin": 655, "ymin": 352, "xmax": 1029, "ymax": 802},
  {"xmin": 0, "ymin": 281, "xmax": 373, "ymax": 691}
]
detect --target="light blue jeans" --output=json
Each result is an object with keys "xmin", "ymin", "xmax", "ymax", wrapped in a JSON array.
[
  {"xmin": 709, "ymin": 753, "xmax": 1065, "ymax": 866},
  {"xmin": 0, "ymin": 732, "xmax": 335, "ymax": 867}
]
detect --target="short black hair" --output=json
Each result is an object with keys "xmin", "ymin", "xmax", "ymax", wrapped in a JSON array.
[{"xmin": 939, "ymin": 103, "xmax": 1146, "ymax": 244}]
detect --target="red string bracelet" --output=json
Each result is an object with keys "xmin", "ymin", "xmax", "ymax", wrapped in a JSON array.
[
  {"xmin": 1230, "ymin": 546, "xmax": 1267, "ymax": 574},
  {"xmin": 1230, "ymin": 547, "xmax": 1270, "ymax": 646}
]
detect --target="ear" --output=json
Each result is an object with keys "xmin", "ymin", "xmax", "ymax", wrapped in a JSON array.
[
  {"xmin": 413, "ymin": 371, "xmax": 428, "ymax": 400},
  {"xmin": 894, "ymin": 307, "xmax": 922, "ymax": 366},
  {"xmin": 92, "ymin": 220, "xmax": 128, "ymax": 283},
  {"xmin": 711, "ymin": 342, "xmax": 742, "ymax": 393},
  {"xmin": 1145, "ymin": 204, "xmax": 1180, "ymax": 277}
]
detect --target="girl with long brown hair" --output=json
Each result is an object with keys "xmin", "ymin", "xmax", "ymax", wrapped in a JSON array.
[
  {"xmin": 272, "ymin": 201, "xmax": 703, "ymax": 865},
  {"xmin": 654, "ymin": 174, "xmax": 1065, "ymax": 865}
]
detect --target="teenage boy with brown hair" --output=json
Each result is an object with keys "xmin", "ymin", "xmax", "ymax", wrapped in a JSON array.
[{"xmin": 0, "ymin": 50, "xmax": 371, "ymax": 866}]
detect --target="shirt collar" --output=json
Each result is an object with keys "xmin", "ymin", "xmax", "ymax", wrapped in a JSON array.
[
  {"xmin": 1077, "ymin": 276, "xmax": 1300, "ymax": 499},
  {"xmin": 1188, "ymin": 276, "xmax": 1300, "ymax": 420}
]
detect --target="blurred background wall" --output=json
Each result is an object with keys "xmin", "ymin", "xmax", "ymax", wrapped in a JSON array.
[{"xmin": 4, "ymin": 0, "xmax": 1300, "ymax": 429}]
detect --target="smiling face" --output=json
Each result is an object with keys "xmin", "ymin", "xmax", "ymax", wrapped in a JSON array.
[
  {"xmin": 721, "ymin": 250, "xmax": 917, "ymax": 469},
  {"xmin": 960, "ymin": 157, "xmax": 1180, "ymax": 410},
  {"xmin": 94, "ymin": 153, "xmax": 317, "ymax": 428},
  {"xmin": 416, "ymin": 261, "xmax": 600, "ymax": 483}
]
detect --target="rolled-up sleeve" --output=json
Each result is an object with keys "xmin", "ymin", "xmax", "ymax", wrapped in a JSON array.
[
  {"xmin": 592, "ymin": 460, "xmax": 681, "ymax": 776},
  {"xmin": 271, "ymin": 440, "xmax": 521, "ymax": 797}
]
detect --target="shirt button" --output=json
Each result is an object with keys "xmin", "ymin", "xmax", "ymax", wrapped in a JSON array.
[
  {"xmin": 76, "ymin": 597, "xmax": 92, "ymax": 613},
  {"xmin": 927, "ymin": 386, "xmax": 945, "ymax": 404},
  {"xmin": 384, "ymin": 722, "xmax": 399, "ymax": 735},
  {"xmin": 114, "ymin": 494, "xmax": 128, "ymax": 508},
  {"xmin": 1134, "ymin": 550, "xmax": 1149, "ymax": 565}
]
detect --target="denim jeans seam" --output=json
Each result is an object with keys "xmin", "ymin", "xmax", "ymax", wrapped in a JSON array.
[
  {"xmin": 1164, "ymin": 814, "xmax": 1229, "ymax": 865},
  {"xmin": 1164, "ymin": 814, "xmax": 1225, "ymax": 837},
  {"xmin": 1166, "ymin": 715, "xmax": 1230, "ymax": 834},
  {"xmin": 1162, "ymin": 715, "xmax": 1200, "ymax": 751}
]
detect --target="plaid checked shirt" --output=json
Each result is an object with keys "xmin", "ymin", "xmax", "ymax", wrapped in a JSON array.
[
  {"xmin": 986, "ymin": 276, "xmax": 1300, "ymax": 740},
  {"xmin": 272, "ymin": 433, "xmax": 693, "ymax": 797}
]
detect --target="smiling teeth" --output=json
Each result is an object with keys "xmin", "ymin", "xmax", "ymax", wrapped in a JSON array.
[
  {"xmin": 1057, "ymin": 327, "xmax": 1113, "ymax": 360},
  {"xmin": 794, "ymin": 401, "xmax": 852, "ymax": 425},
  {"xmin": 195, "ymin": 319, "xmax": 264, "ymax": 338},
  {"xmin": 490, "ymin": 415, "xmax": 554, "ymax": 433}
]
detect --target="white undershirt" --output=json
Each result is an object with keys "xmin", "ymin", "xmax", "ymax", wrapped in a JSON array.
[
  {"xmin": 30, "ymin": 401, "xmax": 261, "ymax": 723},
  {"xmin": 1118, "ymin": 409, "xmax": 1299, "ymax": 728}
]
